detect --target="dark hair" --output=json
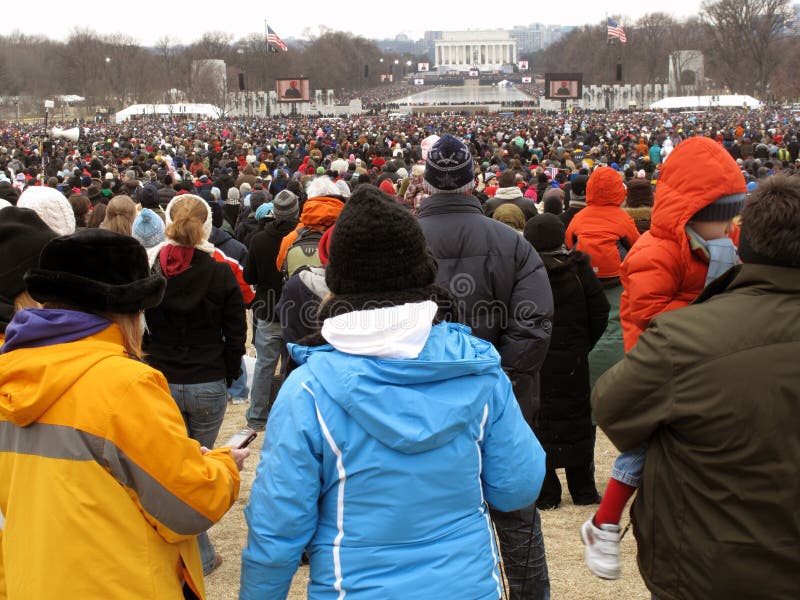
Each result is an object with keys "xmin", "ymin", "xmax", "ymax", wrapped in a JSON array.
[
  {"xmin": 741, "ymin": 175, "xmax": 800, "ymax": 267},
  {"xmin": 498, "ymin": 170, "xmax": 517, "ymax": 187},
  {"xmin": 87, "ymin": 203, "xmax": 106, "ymax": 228}
]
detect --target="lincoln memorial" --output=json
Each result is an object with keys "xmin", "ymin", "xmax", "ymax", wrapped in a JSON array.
[{"xmin": 434, "ymin": 30, "xmax": 518, "ymax": 72}]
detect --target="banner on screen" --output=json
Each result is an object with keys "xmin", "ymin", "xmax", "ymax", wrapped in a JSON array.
[
  {"xmin": 543, "ymin": 73, "xmax": 583, "ymax": 100},
  {"xmin": 275, "ymin": 78, "xmax": 310, "ymax": 103},
  {"xmin": 418, "ymin": 62, "xmax": 429, "ymax": 72}
]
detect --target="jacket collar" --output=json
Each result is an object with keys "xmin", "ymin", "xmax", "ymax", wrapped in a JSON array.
[
  {"xmin": 417, "ymin": 193, "xmax": 484, "ymax": 217},
  {"xmin": 694, "ymin": 263, "xmax": 800, "ymax": 304}
]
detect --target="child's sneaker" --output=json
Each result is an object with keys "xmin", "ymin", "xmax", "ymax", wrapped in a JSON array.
[{"xmin": 581, "ymin": 517, "xmax": 621, "ymax": 580}]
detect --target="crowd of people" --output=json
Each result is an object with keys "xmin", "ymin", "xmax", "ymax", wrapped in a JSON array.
[{"xmin": 0, "ymin": 105, "xmax": 799, "ymax": 600}]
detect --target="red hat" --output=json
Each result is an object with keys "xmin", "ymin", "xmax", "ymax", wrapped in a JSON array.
[
  {"xmin": 379, "ymin": 180, "xmax": 396, "ymax": 196},
  {"xmin": 318, "ymin": 226, "xmax": 334, "ymax": 266}
]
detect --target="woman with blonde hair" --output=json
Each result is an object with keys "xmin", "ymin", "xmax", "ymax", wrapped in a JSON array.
[
  {"xmin": 0, "ymin": 228, "xmax": 247, "ymax": 599},
  {"xmin": 143, "ymin": 194, "xmax": 246, "ymax": 576},
  {"xmin": 101, "ymin": 194, "xmax": 137, "ymax": 235}
]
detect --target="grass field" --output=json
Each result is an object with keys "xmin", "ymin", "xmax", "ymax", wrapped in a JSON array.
[{"xmin": 204, "ymin": 402, "xmax": 649, "ymax": 599}]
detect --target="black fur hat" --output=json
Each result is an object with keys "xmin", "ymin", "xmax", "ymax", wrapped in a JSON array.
[{"xmin": 25, "ymin": 229, "xmax": 166, "ymax": 313}]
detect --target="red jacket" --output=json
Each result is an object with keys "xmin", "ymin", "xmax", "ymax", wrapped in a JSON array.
[
  {"xmin": 620, "ymin": 137, "xmax": 747, "ymax": 351},
  {"xmin": 565, "ymin": 167, "xmax": 640, "ymax": 279}
]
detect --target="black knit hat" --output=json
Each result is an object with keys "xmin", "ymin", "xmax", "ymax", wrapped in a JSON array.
[
  {"xmin": 570, "ymin": 174, "xmax": 589, "ymax": 198},
  {"xmin": 423, "ymin": 134, "xmax": 475, "ymax": 195},
  {"xmin": 691, "ymin": 193, "xmax": 746, "ymax": 222},
  {"xmin": 524, "ymin": 213, "xmax": 566, "ymax": 252},
  {"xmin": 326, "ymin": 185, "xmax": 437, "ymax": 295},
  {"xmin": 25, "ymin": 229, "xmax": 166, "ymax": 313},
  {"xmin": 140, "ymin": 184, "xmax": 160, "ymax": 209},
  {"xmin": 0, "ymin": 207, "xmax": 57, "ymax": 303}
]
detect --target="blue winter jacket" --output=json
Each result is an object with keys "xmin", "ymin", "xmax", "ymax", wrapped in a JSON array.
[{"xmin": 240, "ymin": 322, "xmax": 545, "ymax": 600}]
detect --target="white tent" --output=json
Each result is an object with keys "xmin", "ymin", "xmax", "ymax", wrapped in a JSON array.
[
  {"xmin": 649, "ymin": 95, "xmax": 762, "ymax": 110},
  {"xmin": 114, "ymin": 103, "xmax": 222, "ymax": 122}
]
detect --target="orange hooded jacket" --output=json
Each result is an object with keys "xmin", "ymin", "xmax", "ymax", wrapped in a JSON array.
[
  {"xmin": 275, "ymin": 196, "xmax": 345, "ymax": 271},
  {"xmin": 565, "ymin": 166, "xmax": 640, "ymax": 279},
  {"xmin": 619, "ymin": 137, "xmax": 747, "ymax": 351}
]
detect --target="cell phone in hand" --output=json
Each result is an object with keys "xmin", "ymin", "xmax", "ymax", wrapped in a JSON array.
[{"xmin": 224, "ymin": 428, "xmax": 258, "ymax": 449}]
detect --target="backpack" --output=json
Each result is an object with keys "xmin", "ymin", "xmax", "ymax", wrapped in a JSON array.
[{"xmin": 283, "ymin": 227, "xmax": 324, "ymax": 279}]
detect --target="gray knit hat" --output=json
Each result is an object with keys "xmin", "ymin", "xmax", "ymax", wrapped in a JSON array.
[
  {"xmin": 273, "ymin": 189, "xmax": 299, "ymax": 219},
  {"xmin": 691, "ymin": 193, "xmax": 746, "ymax": 222}
]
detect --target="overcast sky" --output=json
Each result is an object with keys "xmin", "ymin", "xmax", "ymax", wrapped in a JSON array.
[{"xmin": 7, "ymin": 0, "xmax": 706, "ymax": 46}]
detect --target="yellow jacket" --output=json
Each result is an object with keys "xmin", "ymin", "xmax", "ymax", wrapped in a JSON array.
[{"xmin": 0, "ymin": 324, "xmax": 240, "ymax": 599}]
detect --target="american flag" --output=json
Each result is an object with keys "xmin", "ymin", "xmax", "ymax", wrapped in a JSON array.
[
  {"xmin": 607, "ymin": 18, "xmax": 627, "ymax": 43},
  {"xmin": 267, "ymin": 25, "xmax": 288, "ymax": 52}
]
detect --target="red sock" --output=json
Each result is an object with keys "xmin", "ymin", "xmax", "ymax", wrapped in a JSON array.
[{"xmin": 594, "ymin": 478, "xmax": 636, "ymax": 526}]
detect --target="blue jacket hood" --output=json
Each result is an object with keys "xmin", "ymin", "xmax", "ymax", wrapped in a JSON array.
[
  {"xmin": 2, "ymin": 308, "xmax": 111, "ymax": 353},
  {"xmin": 289, "ymin": 322, "xmax": 503, "ymax": 454}
]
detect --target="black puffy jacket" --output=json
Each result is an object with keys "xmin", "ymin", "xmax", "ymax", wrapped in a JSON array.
[{"xmin": 418, "ymin": 193, "xmax": 554, "ymax": 425}]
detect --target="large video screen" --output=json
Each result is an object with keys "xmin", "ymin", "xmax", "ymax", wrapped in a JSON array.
[
  {"xmin": 276, "ymin": 78, "xmax": 310, "ymax": 103},
  {"xmin": 544, "ymin": 73, "xmax": 583, "ymax": 100}
]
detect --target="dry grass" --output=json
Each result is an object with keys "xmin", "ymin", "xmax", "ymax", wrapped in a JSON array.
[{"xmin": 206, "ymin": 403, "xmax": 649, "ymax": 600}]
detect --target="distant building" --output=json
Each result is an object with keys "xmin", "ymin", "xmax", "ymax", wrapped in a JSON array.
[
  {"xmin": 510, "ymin": 25, "xmax": 545, "ymax": 53},
  {"xmin": 434, "ymin": 30, "xmax": 517, "ymax": 71},
  {"xmin": 424, "ymin": 25, "xmax": 573, "ymax": 60}
]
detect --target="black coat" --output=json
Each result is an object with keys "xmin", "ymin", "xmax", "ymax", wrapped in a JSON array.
[
  {"xmin": 235, "ymin": 215, "xmax": 261, "ymax": 246},
  {"xmin": 418, "ymin": 193, "xmax": 554, "ymax": 426},
  {"xmin": 243, "ymin": 218, "xmax": 297, "ymax": 322},
  {"xmin": 533, "ymin": 250, "xmax": 609, "ymax": 468},
  {"xmin": 144, "ymin": 250, "xmax": 246, "ymax": 385}
]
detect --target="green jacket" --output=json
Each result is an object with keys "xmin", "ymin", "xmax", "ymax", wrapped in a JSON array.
[{"xmin": 593, "ymin": 264, "xmax": 800, "ymax": 600}]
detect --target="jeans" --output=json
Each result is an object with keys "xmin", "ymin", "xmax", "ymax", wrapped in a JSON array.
[
  {"xmin": 589, "ymin": 285, "xmax": 624, "ymax": 388},
  {"xmin": 168, "ymin": 380, "xmax": 227, "ymax": 575},
  {"xmin": 227, "ymin": 356, "xmax": 250, "ymax": 400},
  {"xmin": 611, "ymin": 442, "xmax": 648, "ymax": 487},
  {"xmin": 246, "ymin": 318, "xmax": 284, "ymax": 430},
  {"xmin": 490, "ymin": 502, "xmax": 550, "ymax": 600}
]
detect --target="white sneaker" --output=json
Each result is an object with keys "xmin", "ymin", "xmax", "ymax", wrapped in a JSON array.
[
  {"xmin": 581, "ymin": 518, "xmax": 621, "ymax": 580},
  {"xmin": 231, "ymin": 396, "xmax": 249, "ymax": 405}
]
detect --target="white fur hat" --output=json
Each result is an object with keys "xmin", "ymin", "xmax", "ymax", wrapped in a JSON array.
[{"xmin": 17, "ymin": 186, "xmax": 76, "ymax": 236}]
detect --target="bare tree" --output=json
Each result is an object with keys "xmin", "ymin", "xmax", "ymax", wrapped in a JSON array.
[{"xmin": 701, "ymin": 0, "xmax": 793, "ymax": 96}]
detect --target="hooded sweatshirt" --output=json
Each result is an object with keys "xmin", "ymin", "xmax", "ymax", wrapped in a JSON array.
[
  {"xmin": 0, "ymin": 309, "xmax": 239, "ymax": 599},
  {"xmin": 619, "ymin": 136, "xmax": 747, "ymax": 350},
  {"xmin": 240, "ymin": 303, "xmax": 544, "ymax": 600},
  {"xmin": 565, "ymin": 167, "xmax": 640, "ymax": 281}
]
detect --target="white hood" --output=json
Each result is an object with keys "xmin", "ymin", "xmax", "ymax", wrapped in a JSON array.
[{"xmin": 321, "ymin": 301, "xmax": 438, "ymax": 360}]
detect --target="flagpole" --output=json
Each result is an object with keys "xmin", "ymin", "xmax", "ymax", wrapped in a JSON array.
[{"xmin": 265, "ymin": 20, "xmax": 271, "ymax": 118}]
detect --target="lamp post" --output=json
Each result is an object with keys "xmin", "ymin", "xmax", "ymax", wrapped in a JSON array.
[{"xmin": 105, "ymin": 57, "xmax": 112, "ymax": 111}]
